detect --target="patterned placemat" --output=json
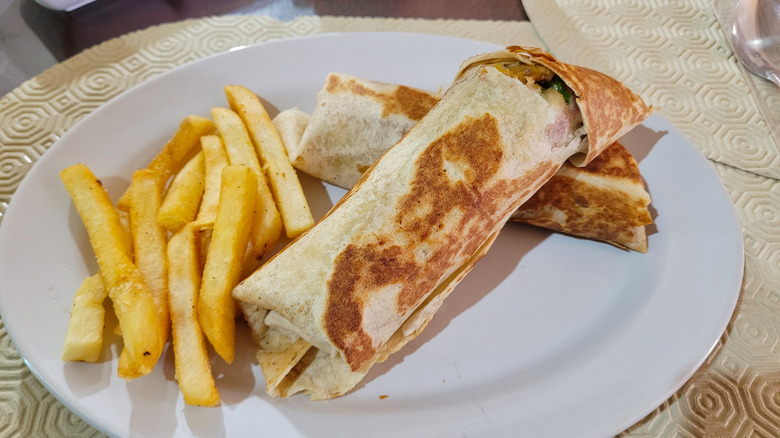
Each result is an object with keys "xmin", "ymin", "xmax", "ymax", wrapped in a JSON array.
[
  {"xmin": 0, "ymin": 15, "xmax": 545, "ymax": 437},
  {"xmin": 524, "ymin": 0, "xmax": 780, "ymax": 181},
  {"xmin": 521, "ymin": 0, "xmax": 780, "ymax": 435}
]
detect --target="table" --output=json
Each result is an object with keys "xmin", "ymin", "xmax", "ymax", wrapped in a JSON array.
[
  {"xmin": 1, "ymin": 0, "xmax": 527, "ymax": 96},
  {"xmin": 1, "ymin": 0, "xmax": 779, "ymax": 436}
]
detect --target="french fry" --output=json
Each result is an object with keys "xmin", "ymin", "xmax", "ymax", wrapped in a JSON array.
[
  {"xmin": 211, "ymin": 108, "xmax": 261, "ymax": 173},
  {"xmin": 158, "ymin": 151, "xmax": 206, "ymax": 233},
  {"xmin": 194, "ymin": 135, "xmax": 229, "ymax": 226},
  {"xmin": 168, "ymin": 224, "xmax": 220, "ymax": 406},
  {"xmin": 224, "ymin": 85, "xmax": 315, "ymax": 238},
  {"xmin": 117, "ymin": 115, "xmax": 214, "ymax": 211},
  {"xmin": 62, "ymin": 274, "xmax": 108, "ymax": 363},
  {"xmin": 60, "ymin": 164, "xmax": 163, "ymax": 377},
  {"xmin": 131, "ymin": 169, "xmax": 170, "ymax": 337},
  {"xmin": 117, "ymin": 169, "xmax": 171, "ymax": 378},
  {"xmin": 198, "ymin": 165, "xmax": 257, "ymax": 363},
  {"xmin": 248, "ymin": 182, "xmax": 283, "ymax": 259},
  {"xmin": 212, "ymin": 107, "xmax": 282, "ymax": 261}
]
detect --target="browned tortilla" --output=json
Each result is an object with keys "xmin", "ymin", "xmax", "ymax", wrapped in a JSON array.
[
  {"xmin": 283, "ymin": 74, "xmax": 442, "ymax": 188},
  {"xmin": 233, "ymin": 46, "xmax": 653, "ymax": 399},
  {"xmin": 512, "ymin": 141, "xmax": 652, "ymax": 251}
]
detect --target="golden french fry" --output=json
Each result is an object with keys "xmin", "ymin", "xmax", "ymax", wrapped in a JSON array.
[
  {"xmin": 115, "ymin": 168, "xmax": 172, "ymax": 379},
  {"xmin": 211, "ymin": 107, "xmax": 282, "ymax": 260},
  {"xmin": 211, "ymin": 107, "xmax": 262, "ymax": 173},
  {"xmin": 198, "ymin": 165, "xmax": 257, "ymax": 363},
  {"xmin": 224, "ymin": 85, "xmax": 314, "ymax": 238},
  {"xmin": 117, "ymin": 115, "xmax": 214, "ymax": 210},
  {"xmin": 131, "ymin": 169, "xmax": 170, "ymax": 337},
  {"xmin": 168, "ymin": 224, "xmax": 220, "ymax": 406},
  {"xmin": 62, "ymin": 274, "xmax": 108, "ymax": 363},
  {"xmin": 158, "ymin": 151, "xmax": 206, "ymax": 233},
  {"xmin": 248, "ymin": 183, "xmax": 282, "ymax": 260},
  {"xmin": 60, "ymin": 164, "xmax": 163, "ymax": 377},
  {"xmin": 194, "ymin": 135, "xmax": 229, "ymax": 226}
]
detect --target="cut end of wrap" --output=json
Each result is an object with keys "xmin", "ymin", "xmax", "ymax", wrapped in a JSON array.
[{"xmin": 457, "ymin": 45, "xmax": 655, "ymax": 167}]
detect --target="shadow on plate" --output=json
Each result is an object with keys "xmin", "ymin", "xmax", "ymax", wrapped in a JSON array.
[
  {"xmin": 621, "ymin": 124, "xmax": 667, "ymax": 164},
  {"xmin": 622, "ymin": 123, "xmax": 668, "ymax": 241}
]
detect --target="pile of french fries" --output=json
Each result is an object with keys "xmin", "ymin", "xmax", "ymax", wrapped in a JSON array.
[{"xmin": 60, "ymin": 85, "xmax": 315, "ymax": 406}]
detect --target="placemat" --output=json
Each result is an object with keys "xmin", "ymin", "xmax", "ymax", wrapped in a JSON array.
[
  {"xmin": 522, "ymin": 0, "xmax": 780, "ymax": 435},
  {"xmin": 0, "ymin": 15, "xmax": 546, "ymax": 437}
]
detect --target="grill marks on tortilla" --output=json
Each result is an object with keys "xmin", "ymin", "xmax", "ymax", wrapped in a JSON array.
[
  {"xmin": 516, "ymin": 142, "xmax": 652, "ymax": 247},
  {"xmin": 326, "ymin": 74, "xmax": 439, "ymax": 120},
  {"xmin": 325, "ymin": 114, "xmax": 515, "ymax": 370},
  {"xmin": 326, "ymin": 244, "xmax": 417, "ymax": 368},
  {"xmin": 397, "ymin": 114, "xmax": 504, "ymax": 243},
  {"xmin": 516, "ymin": 174, "xmax": 652, "ymax": 245}
]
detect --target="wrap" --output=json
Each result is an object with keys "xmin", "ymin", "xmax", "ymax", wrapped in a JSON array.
[
  {"xmin": 233, "ymin": 46, "xmax": 653, "ymax": 399},
  {"xmin": 278, "ymin": 71, "xmax": 652, "ymax": 252}
]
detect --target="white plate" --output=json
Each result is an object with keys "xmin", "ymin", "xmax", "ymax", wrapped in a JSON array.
[{"xmin": 0, "ymin": 33, "xmax": 744, "ymax": 437}]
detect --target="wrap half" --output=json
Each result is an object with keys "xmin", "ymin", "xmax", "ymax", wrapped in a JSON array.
[
  {"xmin": 232, "ymin": 46, "xmax": 653, "ymax": 399},
  {"xmin": 277, "ymin": 71, "xmax": 652, "ymax": 252}
]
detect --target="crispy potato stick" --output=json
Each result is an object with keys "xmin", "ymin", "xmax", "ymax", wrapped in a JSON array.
[
  {"xmin": 158, "ymin": 151, "xmax": 206, "ymax": 233},
  {"xmin": 198, "ymin": 165, "xmax": 257, "ymax": 363},
  {"xmin": 224, "ymin": 85, "xmax": 314, "ymax": 238},
  {"xmin": 60, "ymin": 164, "xmax": 163, "ymax": 376},
  {"xmin": 211, "ymin": 107, "xmax": 262, "ymax": 173},
  {"xmin": 117, "ymin": 115, "xmax": 214, "ymax": 210},
  {"xmin": 116, "ymin": 169, "xmax": 172, "ymax": 379},
  {"xmin": 115, "ymin": 209, "xmax": 135, "ymax": 371},
  {"xmin": 211, "ymin": 107, "xmax": 281, "ymax": 260},
  {"xmin": 247, "ymin": 181, "xmax": 282, "ymax": 260},
  {"xmin": 195, "ymin": 135, "xmax": 229, "ymax": 226},
  {"xmin": 62, "ymin": 274, "xmax": 108, "ymax": 363},
  {"xmin": 168, "ymin": 224, "xmax": 220, "ymax": 406},
  {"xmin": 119, "ymin": 168, "xmax": 176, "ymax": 379},
  {"xmin": 131, "ymin": 170, "xmax": 171, "ymax": 336}
]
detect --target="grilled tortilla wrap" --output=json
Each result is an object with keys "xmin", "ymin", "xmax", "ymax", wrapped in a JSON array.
[
  {"xmin": 233, "ymin": 46, "xmax": 653, "ymax": 399},
  {"xmin": 277, "ymin": 72, "xmax": 652, "ymax": 252}
]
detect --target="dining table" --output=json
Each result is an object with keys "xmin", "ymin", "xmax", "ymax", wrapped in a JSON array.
[{"xmin": 0, "ymin": 0, "xmax": 778, "ymax": 436}]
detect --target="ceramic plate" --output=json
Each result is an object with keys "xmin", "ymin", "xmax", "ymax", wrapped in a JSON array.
[{"xmin": 0, "ymin": 33, "xmax": 744, "ymax": 437}]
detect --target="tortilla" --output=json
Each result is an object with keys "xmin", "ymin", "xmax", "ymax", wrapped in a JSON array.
[
  {"xmin": 511, "ymin": 141, "xmax": 652, "ymax": 251},
  {"xmin": 278, "ymin": 72, "xmax": 652, "ymax": 252},
  {"xmin": 285, "ymin": 74, "xmax": 441, "ymax": 189},
  {"xmin": 233, "ymin": 46, "xmax": 653, "ymax": 399}
]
